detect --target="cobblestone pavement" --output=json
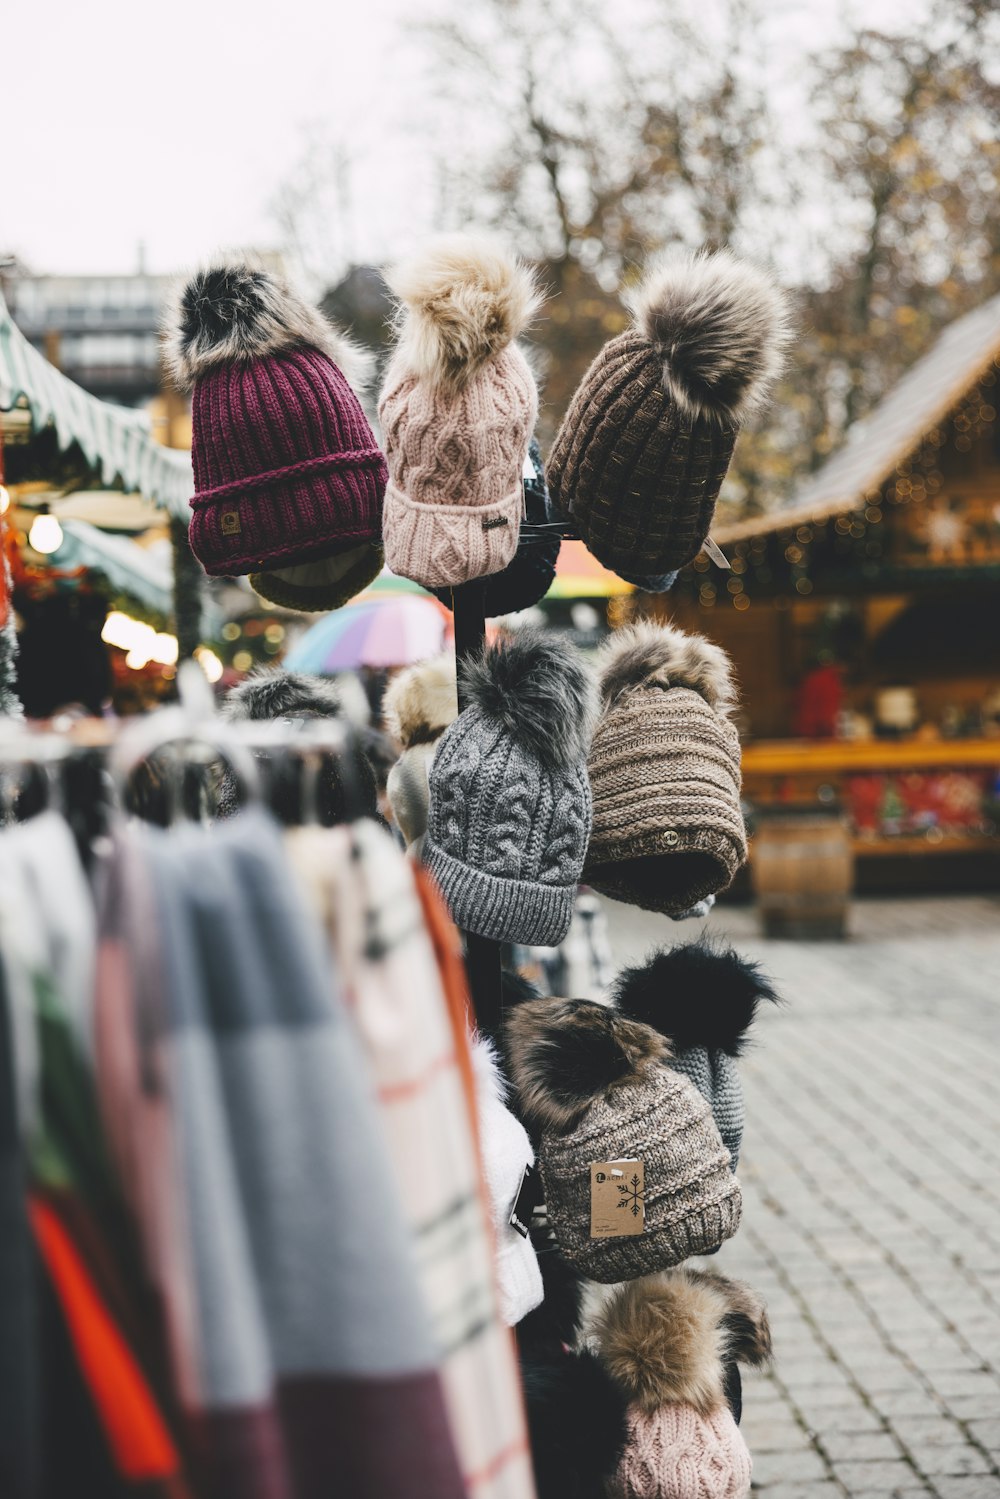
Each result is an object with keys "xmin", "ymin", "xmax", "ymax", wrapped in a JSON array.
[{"xmin": 601, "ymin": 894, "xmax": 1000, "ymax": 1498}]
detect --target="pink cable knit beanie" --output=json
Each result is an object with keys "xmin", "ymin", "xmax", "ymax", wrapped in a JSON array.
[
  {"xmin": 165, "ymin": 261, "xmax": 386, "ymax": 608},
  {"xmin": 610, "ymin": 1404, "xmax": 752, "ymax": 1499},
  {"xmin": 378, "ymin": 237, "xmax": 541, "ymax": 589}
]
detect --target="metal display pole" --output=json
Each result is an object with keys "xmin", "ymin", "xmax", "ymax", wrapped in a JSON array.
[{"xmin": 452, "ymin": 578, "xmax": 504, "ymax": 1037}]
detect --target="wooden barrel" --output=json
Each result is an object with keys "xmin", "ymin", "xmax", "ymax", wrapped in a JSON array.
[{"xmin": 752, "ymin": 808, "xmax": 854, "ymax": 940}]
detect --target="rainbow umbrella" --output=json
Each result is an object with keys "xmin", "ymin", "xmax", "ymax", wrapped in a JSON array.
[
  {"xmin": 547, "ymin": 539, "xmax": 633, "ymax": 598},
  {"xmin": 285, "ymin": 596, "xmax": 453, "ymax": 672}
]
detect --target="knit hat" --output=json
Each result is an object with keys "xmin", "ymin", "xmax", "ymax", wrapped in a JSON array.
[
  {"xmin": 383, "ymin": 655, "xmax": 459, "ymax": 848},
  {"xmin": 378, "ymin": 237, "xmax": 541, "ymax": 589},
  {"xmin": 547, "ymin": 249, "xmax": 789, "ymax": 581},
  {"xmin": 612, "ymin": 943, "xmax": 779, "ymax": 1169},
  {"xmin": 586, "ymin": 622, "xmax": 747, "ymax": 915},
  {"xmin": 473, "ymin": 1037, "xmax": 544, "ymax": 1327},
  {"xmin": 220, "ymin": 666, "xmax": 379, "ymax": 824},
  {"xmin": 432, "ymin": 440, "xmax": 562, "ymax": 616},
  {"xmin": 594, "ymin": 1270, "xmax": 770, "ymax": 1499},
  {"xmin": 504, "ymin": 999, "xmax": 741, "ymax": 1281},
  {"xmin": 165, "ymin": 261, "xmax": 386, "ymax": 607},
  {"xmin": 423, "ymin": 631, "xmax": 597, "ymax": 946}
]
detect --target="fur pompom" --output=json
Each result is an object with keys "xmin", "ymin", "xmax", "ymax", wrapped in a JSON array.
[
  {"xmin": 521, "ymin": 1351, "xmax": 629, "ymax": 1499},
  {"xmin": 460, "ymin": 629, "xmax": 598, "ymax": 769},
  {"xmin": 386, "ymin": 234, "xmax": 542, "ymax": 390},
  {"xmin": 382, "ymin": 655, "xmax": 458, "ymax": 749},
  {"xmin": 164, "ymin": 261, "xmax": 374, "ymax": 393},
  {"xmin": 222, "ymin": 667, "xmax": 349, "ymax": 723},
  {"xmin": 595, "ymin": 1272, "xmax": 731, "ymax": 1414},
  {"xmin": 597, "ymin": 621, "xmax": 737, "ymax": 715},
  {"xmin": 612, "ymin": 940, "xmax": 779, "ymax": 1056},
  {"xmin": 625, "ymin": 248, "xmax": 791, "ymax": 426},
  {"xmin": 504, "ymin": 998, "xmax": 671, "ymax": 1134}
]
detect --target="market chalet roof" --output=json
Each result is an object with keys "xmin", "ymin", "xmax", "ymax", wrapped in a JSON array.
[
  {"xmin": 715, "ymin": 289, "xmax": 1000, "ymax": 546},
  {"xmin": 0, "ymin": 291, "xmax": 191, "ymax": 519}
]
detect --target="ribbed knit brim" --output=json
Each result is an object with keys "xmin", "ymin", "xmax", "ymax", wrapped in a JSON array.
[
  {"xmin": 423, "ymin": 841, "xmax": 577, "ymax": 946},
  {"xmin": 548, "ymin": 332, "xmax": 736, "ymax": 578},
  {"xmin": 382, "ymin": 482, "xmax": 522, "ymax": 589}
]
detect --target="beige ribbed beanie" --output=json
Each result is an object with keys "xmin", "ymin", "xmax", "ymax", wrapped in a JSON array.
[
  {"xmin": 585, "ymin": 622, "xmax": 747, "ymax": 916},
  {"xmin": 378, "ymin": 236, "xmax": 541, "ymax": 589}
]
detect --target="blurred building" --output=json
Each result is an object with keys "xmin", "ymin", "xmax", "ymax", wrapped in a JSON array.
[{"xmin": 2, "ymin": 265, "xmax": 172, "ymax": 407}]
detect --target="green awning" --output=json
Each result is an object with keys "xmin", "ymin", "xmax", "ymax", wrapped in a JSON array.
[{"xmin": 0, "ymin": 293, "xmax": 191, "ymax": 519}]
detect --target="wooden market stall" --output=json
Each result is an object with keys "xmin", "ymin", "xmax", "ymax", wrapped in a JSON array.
[{"xmin": 653, "ymin": 291, "xmax": 1000, "ymax": 890}]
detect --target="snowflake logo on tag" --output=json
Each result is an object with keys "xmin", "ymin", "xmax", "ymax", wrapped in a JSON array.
[{"xmin": 617, "ymin": 1174, "xmax": 645, "ymax": 1218}]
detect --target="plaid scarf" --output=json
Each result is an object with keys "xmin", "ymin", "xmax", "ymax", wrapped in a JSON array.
[
  {"xmin": 289, "ymin": 821, "xmax": 535, "ymax": 1499},
  {"xmin": 96, "ymin": 809, "xmax": 464, "ymax": 1499}
]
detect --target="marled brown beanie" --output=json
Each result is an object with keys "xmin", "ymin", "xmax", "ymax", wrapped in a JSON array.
[
  {"xmin": 585, "ymin": 622, "xmax": 747, "ymax": 916},
  {"xmin": 547, "ymin": 249, "xmax": 790, "ymax": 581},
  {"xmin": 504, "ymin": 999, "xmax": 741, "ymax": 1283}
]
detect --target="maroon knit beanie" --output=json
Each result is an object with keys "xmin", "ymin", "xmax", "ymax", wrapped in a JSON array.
[{"xmin": 165, "ymin": 263, "xmax": 387, "ymax": 603}]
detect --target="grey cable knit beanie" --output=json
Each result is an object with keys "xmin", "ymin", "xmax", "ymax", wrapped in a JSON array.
[
  {"xmin": 423, "ymin": 630, "xmax": 597, "ymax": 945},
  {"xmin": 611, "ymin": 942, "xmax": 779, "ymax": 1169},
  {"xmin": 504, "ymin": 998, "xmax": 741, "ymax": 1282}
]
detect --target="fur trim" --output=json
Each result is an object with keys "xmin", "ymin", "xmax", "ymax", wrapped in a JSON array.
[
  {"xmin": 472, "ymin": 1034, "xmax": 510, "ymax": 1108},
  {"xmin": 382, "ymin": 655, "xmax": 457, "ymax": 749},
  {"xmin": 521, "ymin": 1351, "xmax": 628, "ymax": 1499},
  {"xmin": 612, "ymin": 940, "xmax": 779, "ymax": 1056},
  {"xmin": 504, "ymin": 998, "xmax": 671, "ymax": 1135},
  {"xmin": 460, "ymin": 629, "xmax": 598, "ymax": 770},
  {"xmin": 597, "ymin": 621, "xmax": 737, "ymax": 715},
  {"xmin": 625, "ymin": 248, "xmax": 791, "ymax": 426},
  {"xmin": 164, "ymin": 260, "xmax": 374, "ymax": 393},
  {"xmin": 222, "ymin": 667, "xmax": 348, "ymax": 722},
  {"xmin": 386, "ymin": 234, "xmax": 542, "ymax": 391},
  {"xmin": 707, "ymin": 1274, "xmax": 772, "ymax": 1368}
]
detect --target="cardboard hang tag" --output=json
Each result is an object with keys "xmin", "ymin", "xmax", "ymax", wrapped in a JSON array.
[{"xmin": 590, "ymin": 1158, "xmax": 645, "ymax": 1239}]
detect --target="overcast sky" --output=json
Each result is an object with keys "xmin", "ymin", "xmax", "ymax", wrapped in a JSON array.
[{"xmin": 5, "ymin": 0, "xmax": 922, "ymax": 279}]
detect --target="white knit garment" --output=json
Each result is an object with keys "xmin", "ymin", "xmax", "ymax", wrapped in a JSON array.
[{"xmin": 473, "ymin": 1036, "xmax": 544, "ymax": 1326}]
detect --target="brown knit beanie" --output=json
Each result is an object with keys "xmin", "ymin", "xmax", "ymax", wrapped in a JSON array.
[
  {"xmin": 586, "ymin": 622, "xmax": 747, "ymax": 915},
  {"xmin": 504, "ymin": 999, "xmax": 741, "ymax": 1283},
  {"xmin": 378, "ymin": 237, "xmax": 541, "ymax": 589},
  {"xmin": 547, "ymin": 249, "xmax": 790, "ymax": 582}
]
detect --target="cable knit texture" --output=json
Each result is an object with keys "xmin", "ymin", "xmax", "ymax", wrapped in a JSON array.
[
  {"xmin": 189, "ymin": 347, "xmax": 387, "ymax": 577},
  {"xmin": 586, "ymin": 685, "xmax": 746, "ymax": 916},
  {"xmin": 424, "ymin": 713, "xmax": 591, "ymax": 945},
  {"xmin": 379, "ymin": 346, "xmax": 537, "ymax": 587},
  {"xmin": 538, "ymin": 1068, "xmax": 741, "ymax": 1282},
  {"xmin": 610, "ymin": 1404, "xmax": 752, "ymax": 1499}
]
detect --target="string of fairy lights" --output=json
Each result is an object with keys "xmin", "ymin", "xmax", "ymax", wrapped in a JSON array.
[{"xmin": 669, "ymin": 362, "xmax": 999, "ymax": 610}]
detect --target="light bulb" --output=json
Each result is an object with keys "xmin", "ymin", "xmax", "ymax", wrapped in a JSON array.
[
  {"xmin": 28, "ymin": 509, "xmax": 64, "ymax": 555},
  {"xmin": 0, "ymin": 486, "xmax": 10, "ymax": 515}
]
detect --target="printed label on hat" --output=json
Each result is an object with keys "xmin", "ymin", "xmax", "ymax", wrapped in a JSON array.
[
  {"xmin": 509, "ymin": 1162, "xmax": 544, "ymax": 1239},
  {"xmin": 221, "ymin": 509, "xmax": 242, "ymax": 536},
  {"xmin": 590, "ymin": 1159, "xmax": 645, "ymax": 1238},
  {"xmin": 482, "ymin": 515, "xmax": 509, "ymax": 531}
]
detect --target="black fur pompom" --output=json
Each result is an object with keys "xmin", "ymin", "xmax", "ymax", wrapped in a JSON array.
[
  {"xmin": 222, "ymin": 667, "xmax": 348, "ymax": 723},
  {"xmin": 612, "ymin": 940, "xmax": 779, "ymax": 1056},
  {"xmin": 504, "ymin": 997, "xmax": 671, "ymax": 1134},
  {"xmin": 521, "ymin": 1351, "xmax": 628, "ymax": 1499},
  {"xmin": 459, "ymin": 629, "xmax": 598, "ymax": 770},
  {"xmin": 164, "ymin": 261, "xmax": 371, "ymax": 392}
]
